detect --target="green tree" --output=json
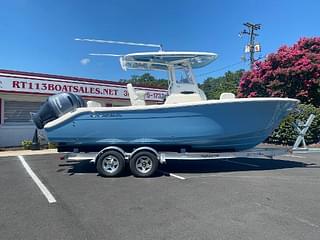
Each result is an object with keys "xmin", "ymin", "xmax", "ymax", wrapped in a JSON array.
[
  {"xmin": 238, "ymin": 37, "xmax": 320, "ymax": 107},
  {"xmin": 120, "ymin": 73, "xmax": 167, "ymax": 88},
  {"xmin": 200, "ymin": 70, "xmax": 244, "ymax": 99}
]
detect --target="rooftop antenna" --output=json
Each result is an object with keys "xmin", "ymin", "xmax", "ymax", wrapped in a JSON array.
[{"xmin": 75, "ymin": 38, "xmax": 163, "ymax": 52}]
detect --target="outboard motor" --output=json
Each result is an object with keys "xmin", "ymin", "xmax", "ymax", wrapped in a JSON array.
[{"xmin": 32, "ymin": 93, "xmax": 86, "ymax": 129}]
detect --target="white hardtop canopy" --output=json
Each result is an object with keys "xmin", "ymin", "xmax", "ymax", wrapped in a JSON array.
[
  {"xmin": 75, "ymin": 38, "xmax": 218, "ymax": 102},
  {"xmin": 120, "ymin": 51, "xmax": 218, "ymax": 99},
  {"xmin": 120, "ymin": 51, "xmax": 218, "ymax": 71}
]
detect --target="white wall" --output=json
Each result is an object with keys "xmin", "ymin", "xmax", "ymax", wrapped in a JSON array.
[
  {"xmin": 0, "ymin": 93, "xmax": 130, "ymax": 147},
  {"xmin": 0, "ymin": 125, "xmax": 36, "ymax": 147}
]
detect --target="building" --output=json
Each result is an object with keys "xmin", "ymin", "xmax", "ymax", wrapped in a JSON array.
[{"xmin": 0, "ymin": 69, "xmax": 167, "ymax": 147}]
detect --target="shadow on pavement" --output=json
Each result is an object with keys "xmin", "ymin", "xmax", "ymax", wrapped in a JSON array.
[
  {"xmin": 57, "ymin": 157, "xmax": 318, "ymax": 177},
  {"xmin": 58, "ymin": 160, "xmax": 97, "ymax": 175},
  {"xmin": 57, "ymin": 160, "xmax": 163, "ymax": 178},
  {"xmin": 159, "ymin": 157, "xmax": 318, "ymax": 174}
]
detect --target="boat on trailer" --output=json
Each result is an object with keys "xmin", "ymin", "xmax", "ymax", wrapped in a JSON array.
[{"xmin": 32, "ymin": 50, "xmax": 299, "ymax": 177}]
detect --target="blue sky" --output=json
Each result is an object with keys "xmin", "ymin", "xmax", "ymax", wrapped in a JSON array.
[{"xmin": 0, "ymin": 0, "xmax": 319, "ymax": 82}]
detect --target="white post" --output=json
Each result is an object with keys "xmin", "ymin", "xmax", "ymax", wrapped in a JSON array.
[
  {"xmin": 167, "ymin": 65, "xmax": 176, "ymax": 95},
  {"xmin": 293, "ymin": 114, "xmax": 315, "ymax": 150}
]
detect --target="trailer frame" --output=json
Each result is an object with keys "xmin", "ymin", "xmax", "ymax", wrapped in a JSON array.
[{"xmin": 62, "ymin": 146, "xmax": 291, "ymax": 177}]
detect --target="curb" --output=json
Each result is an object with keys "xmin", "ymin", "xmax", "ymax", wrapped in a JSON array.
[{"xmin": 0, "ymin": 149, "xmax": 59, "ymax": 157}]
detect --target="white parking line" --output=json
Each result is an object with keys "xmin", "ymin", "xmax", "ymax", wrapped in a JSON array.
[
  {"xmin": 223, "ymin": 159, "xmax": 260, "ymax": 168},
  {"xmin": 283, "ymin": 154, "xmax": 306, "ymax": 159},
  {"xmin": 169, "ymin": 173, "xmax": 186, "ymax": 180},
  {"xmin": 18, "ymin": 155, "xmax": 57, "ymax": 204},
  {"xmin": 158, "ymin": 170, "xmax": 186, "ymax": 180}
]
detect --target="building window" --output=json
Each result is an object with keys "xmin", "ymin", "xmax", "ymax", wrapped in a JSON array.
[{"xmin": 4, "ymin": 101, "xmax": 42, "ymax": 124}]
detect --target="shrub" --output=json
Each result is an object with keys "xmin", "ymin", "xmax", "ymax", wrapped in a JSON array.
[
  {"xmin": 21, "ymin": 140, "xmax": 33, "ymax": 150},
  {"xmin": 267, "ymin": 104, "xmax": 320, "ymax": 145},
  {"xmin": 48, "ymin": 142, "xmax": 57, "ymax": 149}
]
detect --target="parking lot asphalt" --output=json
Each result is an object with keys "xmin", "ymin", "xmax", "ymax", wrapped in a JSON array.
[{"xmin": 1, "ymin": 151, "xmax": 320, "ymax": 240}]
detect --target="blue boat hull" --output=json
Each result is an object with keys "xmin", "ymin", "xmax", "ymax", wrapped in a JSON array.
[{"xmin": 45, "ymin": 99, "xmax": 298, "ymax": 152}]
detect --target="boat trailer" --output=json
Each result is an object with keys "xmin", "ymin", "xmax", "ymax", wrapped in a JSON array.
[{"xmin": 62, "ymin": 146, "xmax": 291, "ymax": 178}]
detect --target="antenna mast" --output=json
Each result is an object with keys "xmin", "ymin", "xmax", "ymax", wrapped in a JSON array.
[{"xmin": 75, "ymin": 38, "xmax": 163, "ymax": 51}]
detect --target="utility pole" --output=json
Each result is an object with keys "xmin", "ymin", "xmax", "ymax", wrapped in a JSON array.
[{"xmin": 239, "ymin": 22, "xmax": 261, "ymax": 69}]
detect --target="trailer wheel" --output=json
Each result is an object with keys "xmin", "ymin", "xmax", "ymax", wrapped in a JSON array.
[
  {"xmin": 129, "ymin": 151, "xmax": 159, "ymax": 177},
  {"xmin": 96, "ymin": 150, "xmax": 125, "ymax": 177}
]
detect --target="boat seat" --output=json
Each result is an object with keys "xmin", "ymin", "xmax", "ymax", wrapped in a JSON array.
[
  {"xmin": 87, "ymin": 101, "xmax": 102, "ymax": 107},
  {"xmin": 164, "ymin": 93, "xmax": 203, "ymax": 104},
  {"xmin": 127, "ymin": 83, "xmax": 146, "ymax": 106},
  {"xmin": 219, "ymin": 92, "xmax": 235, "ymax": 100}
]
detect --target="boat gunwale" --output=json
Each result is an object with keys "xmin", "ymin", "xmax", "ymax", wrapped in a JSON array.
[{"xmin": 44, "ymin": 97, "xmax": 299, "ymax": 129}]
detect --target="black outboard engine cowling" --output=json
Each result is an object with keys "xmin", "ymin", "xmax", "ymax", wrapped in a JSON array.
[{"xmin": 32, "ymin": 93, "xmax": 86, "ymax": 129}]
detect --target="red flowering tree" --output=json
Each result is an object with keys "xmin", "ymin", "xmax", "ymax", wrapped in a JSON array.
[{"xmin": 238, "ymin": 37, "xmax": 320, "ymax": 107}]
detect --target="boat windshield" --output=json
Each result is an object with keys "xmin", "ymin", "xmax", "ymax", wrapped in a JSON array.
[
  {"xmin": 167, "ymin": 64, "xmax": 199, "ymax": 95},
  {"xmin": 176, "ymin": 67, "xmax": 194, "ymax": 84}
]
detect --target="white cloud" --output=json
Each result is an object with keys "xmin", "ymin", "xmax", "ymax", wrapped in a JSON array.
[{"xmin": 80, "ymin": 58, "xmax": 90, "ymax": 65}]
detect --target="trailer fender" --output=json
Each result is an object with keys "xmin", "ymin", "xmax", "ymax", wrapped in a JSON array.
[
  {"xmin": 130, "ymin": 147, "xmax": 160, "ymax": 160},
  {"xmin": 95, "ymin": 146, "xmax": 128, "ymax": 164}
]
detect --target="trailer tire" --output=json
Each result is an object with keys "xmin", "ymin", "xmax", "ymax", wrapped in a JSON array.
[
  {"xmin": 129, "ymin": 151, "xmax": 158, "ymax": 177},
  {"xmin": 96, "ymin": 150, "xmax": 125, "ymax": 177}
]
